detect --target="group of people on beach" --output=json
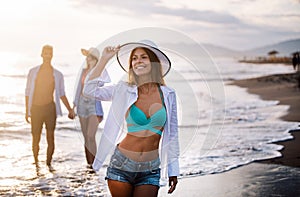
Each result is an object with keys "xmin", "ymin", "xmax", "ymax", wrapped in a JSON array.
[{"xmin": 25, "ymin": 40, "xmax": 179, "ymax": 196}]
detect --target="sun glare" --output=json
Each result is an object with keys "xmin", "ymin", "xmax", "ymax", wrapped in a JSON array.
[
  {"xmin": 0, "ymin": 1, "xmax": 37, "ymax": 20},
  {"xmin": 0, "ymin": 52, "xmax": 26, "ymax": 100},
  {"xmin": 0, "ymin": 52, "xmax": 21, "ymax": 75}
]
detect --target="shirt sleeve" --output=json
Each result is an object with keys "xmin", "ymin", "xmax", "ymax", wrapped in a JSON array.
[
  {"xmin": 167, "ymin": 92, "xmax": 180, "ymax": 177},
  {"xmin": 95, "ymin": 100, "xmax": 104, "ymax": 116},
  {"xmin": 57, "ymin": 71, "xmax": 66, "ymax": 97},
  {"xmin": 25, "ymin": 69, "xmax": 33, "ymax": 96},
  {"xmin": 83, "ymin": 68, "xmax": 115, "ymax": 101}
]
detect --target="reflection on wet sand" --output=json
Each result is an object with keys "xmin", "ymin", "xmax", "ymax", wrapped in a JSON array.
[{"xmin": 0, "ymin": 134, "xmax": 108, "ymax": 196}]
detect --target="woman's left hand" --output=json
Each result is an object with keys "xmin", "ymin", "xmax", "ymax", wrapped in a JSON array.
[{"xmin": 168, "ymin": 176, "xmax": 178, "ymax": 194}]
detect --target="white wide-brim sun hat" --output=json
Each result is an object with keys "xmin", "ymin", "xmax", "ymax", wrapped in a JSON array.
[{"xmin": 116, "ymin": 40, "xmax": 171, "ymax": 77}]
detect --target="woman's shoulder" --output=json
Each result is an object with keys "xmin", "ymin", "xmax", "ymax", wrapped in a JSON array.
[{"xmin": 160, "ymin": 85, "xmax": 176, "ymax": 93}]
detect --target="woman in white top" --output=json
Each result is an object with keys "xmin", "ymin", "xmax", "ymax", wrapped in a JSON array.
[
  {"xmin": 73, "ymin": 48, "xmax": 108, "ymax": 166},
  {"xmin": 84, "ymin": 40, "xmax": 179, "ymax": 196}
]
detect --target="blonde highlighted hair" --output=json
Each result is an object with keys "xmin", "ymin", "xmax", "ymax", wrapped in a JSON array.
[{"xmin": 42, "ymin": 44, "xmax": 53, "ymax": 53}]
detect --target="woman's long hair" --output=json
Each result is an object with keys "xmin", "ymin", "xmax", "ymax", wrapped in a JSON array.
[{"xmin": 128, "ymin": 47, "xmax": 165, "ymax": 86}]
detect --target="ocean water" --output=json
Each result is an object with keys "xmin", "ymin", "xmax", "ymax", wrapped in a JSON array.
[{"xmin": 0, "ymin": 56, "xmax": 298, "ymax": 196}]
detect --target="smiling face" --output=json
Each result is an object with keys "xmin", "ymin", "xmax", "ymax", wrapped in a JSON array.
[
  {"xmin": 128, "ymin": 47, "xmax": 165, "ymax": 86},
  {"xmin": 131, "ymin": 48, "xmax": 152, "ymax": 76}
]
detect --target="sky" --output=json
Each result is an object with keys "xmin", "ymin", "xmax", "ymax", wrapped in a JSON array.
[{"xmin": 0, "ymin": 0, "xmax": 300, "ymax": 71}]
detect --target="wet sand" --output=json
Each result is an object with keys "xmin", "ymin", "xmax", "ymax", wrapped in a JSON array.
[
  {"xmin": 159, "ymin": 73, "xmax": 300, "ymax": 197},
  {"xmin": 232, "ymin": 72, "xmax": 300, "ymax": 122},
  {"xmin": 159, "ymin": 163, "xmax": 300, "ymax": 197}
]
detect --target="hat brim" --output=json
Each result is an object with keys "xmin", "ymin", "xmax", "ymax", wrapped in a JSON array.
[
  {"xmin": 81, "ymin": 48, "xmax": 100, "ymax": 60},
  {"xmin": 116, "ymin": 42, "xmax": 171, "ymax": 77},
  {"xmin": 81, "ymin": 48, "xmax": 89, "ymax": 56}
]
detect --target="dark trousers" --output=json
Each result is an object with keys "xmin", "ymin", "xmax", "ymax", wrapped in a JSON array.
[
  {"xmin": 297, "ymin": 71, "xmax": 300, "ymax": 89},
  {"xmin": 30, "ymin": 102, "xmax": 56, "ymax": 165}
]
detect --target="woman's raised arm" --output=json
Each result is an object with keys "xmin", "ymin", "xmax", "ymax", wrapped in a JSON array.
[{"xmin": 88, "ymin": 46, "xmax": 120, "ymax": 81}]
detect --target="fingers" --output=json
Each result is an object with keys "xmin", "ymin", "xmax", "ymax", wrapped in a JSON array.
[
  {"xmin": 168, "ymin": 176, "xmax": 178, "ymax": 194},
  {"xmin": 68, "ymin": 111, "xmax": 76, "ymax": 120},
  {"xmin": 25, "ymin": 117, "xmax": 30, "ymax": 124},
  {"xmin": 68, "ymin": 113, "xmax": 74, "ymax": 120},
  {"xmin": 168, "ymin": 184, "xmax": 176, "ymax": 193},
  {"xmin": 105, "ymin": 45, "xmax": 120, "ymax": 52},
  {"xmin": 97, "ymin": 116, "xmax": 103, "ymax": 123},
  {"xmin": 101, "ymin": 45, "xmax": 120, "ymax": 61},
  {"xmin": 105, "ymin": 45, "xmax": 120, "ymax": 53}
]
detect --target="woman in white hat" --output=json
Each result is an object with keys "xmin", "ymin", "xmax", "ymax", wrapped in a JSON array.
[
  {"xmin": 83, "ymin": 40, "xmax": 179, "ymax": 196},
  {"xmin": 73, "ymin": 47, "xmax": 110, "ymax": 167}
]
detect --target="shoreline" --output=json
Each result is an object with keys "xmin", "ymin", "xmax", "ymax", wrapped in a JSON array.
[
  {"xmin": 231, "ymin": 72, "xmax": 300, "ymax": 122},
  {"xmin": 258, "ymin": 129, "xmax": 300, "ymax": 167},
  {"xmin": 159, "ymin": 72, "xmax": 300, "ymax": 196},
  {"xmin": 231, "ymin": 72, "xmax": 300, "ymax": 168},
  {"xmin": 159, "ymin": 162, "xmax": 300, "ymax": 197}
]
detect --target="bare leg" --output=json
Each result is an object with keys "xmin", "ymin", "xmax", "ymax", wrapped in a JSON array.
[
  {"xmin": 85, "ymin": 115, "xmax": 100, "ymax": 164},
  {"xmin": 133, "ymin": 185, "xmax": 159, "ymax": 197},
  {"xmin": 44, "ymin": 102, "xmax": 56, "ymax": 167},
  {"xmin": 31, "ymin": 115, "xmax": 43, "ymax": 165},
  {"xmin": 46, "ymin": 129, "xmax": 55, "ymax": 166},
  {"xmin": 79, "ymin": 116, "xmax": 89, "ymax": 163},
  {"xmin": 31, "ymin": 128, "xmax": 42, "ymax": 164},
  {"xmin": 80, "ymin": 115, "xmax": 101, "ymax": 165},
  {"xmin": 79, "ymin": 116, "xmax": 88, "ymax": 140},
  {"xmin": 107, "ymin": 179, "xmax": 133, "ymax": 197}
]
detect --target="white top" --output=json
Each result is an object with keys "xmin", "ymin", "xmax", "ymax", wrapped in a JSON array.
[
  {"xmin": 73, "ymin": 67, "xmax": 111, "ymax": 115},
  {"xmin": 25, "ymin": 65, "xmax": 66, "ymax": 116},
  {"xmin": 83, "ymin": 74, "xmax": 180, "ymax": 181}
]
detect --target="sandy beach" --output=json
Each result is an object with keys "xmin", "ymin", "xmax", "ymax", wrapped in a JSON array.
[
  {"xmin": 232, "ymin": 73, "xmax": 300, "ymax": 122},
  {"xmin": 159, "ymin": 72, "xmax": 300, "ymax": 197},
  {"xmin": 159, "ymin": 162, "xmax": 300, "ymax": 197}
]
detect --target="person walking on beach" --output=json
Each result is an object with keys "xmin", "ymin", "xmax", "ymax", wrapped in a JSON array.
[
  {"xmin": 83, "ymin": 40, "xmax": 179, "ymax": 196},
  {"xmin": 73, "ymin": 47, "xmax": 109, "ymax": 167},
  {"xmin": 292, "ymin": 53, "xmax": 298, "ymax": 71},
  {"xmin": 25, "ymin": 44, "xmax": 75, "ymax": 170},
  {"xmin": 292, "ymin": 52, "xmax": 300, "ymax": 89}
]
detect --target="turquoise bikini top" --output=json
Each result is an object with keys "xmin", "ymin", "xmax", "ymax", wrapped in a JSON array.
[{"xmin": 126, "ymin": 86, "xmax": 167, "ymax": 136}]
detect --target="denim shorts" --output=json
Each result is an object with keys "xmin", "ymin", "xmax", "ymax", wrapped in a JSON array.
[
  {"xmin": 77, "ymin": 96, "xmax": 103, "ymax": 117},
  {"xmin": 105, "ymin": 147, "xmax": 161, "ymax": 187}
]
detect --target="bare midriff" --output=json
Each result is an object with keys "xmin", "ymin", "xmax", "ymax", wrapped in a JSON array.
[{"xmin": 118, "ymin": 133, "xmax": 161, "ymax": 162}]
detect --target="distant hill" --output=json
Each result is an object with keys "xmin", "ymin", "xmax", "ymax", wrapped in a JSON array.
[
  {"xmin": 163, "ymin": 38, "xmax": 300, "ymax": 58},
  {"xmin": 163, "ymin": 42, "xmax": 242, "ymax": 58},
  {"xmin": 202, "ymin": 43, "xmax": 242, "ymax": 58},
  {"xmin": 204, "ymin": 38, "xmax": 300, "ymax": 58},
  {"xmin": 242, "ymin": 38, "xmax": 300, "ymax": 57}
]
